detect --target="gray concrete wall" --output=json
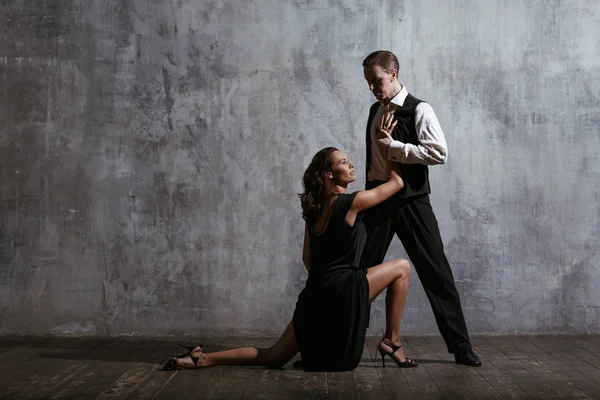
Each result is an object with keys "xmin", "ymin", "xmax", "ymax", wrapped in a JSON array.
[{"xmin": 1, "ymin": 0, "xmax": 599, "ymax": 336}]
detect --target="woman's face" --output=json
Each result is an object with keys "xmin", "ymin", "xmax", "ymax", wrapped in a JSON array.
[{"xmin": 328, "ymin": 150, "xmax": 356, "ymax": 185}]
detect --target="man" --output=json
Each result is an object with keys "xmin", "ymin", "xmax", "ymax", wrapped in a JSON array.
[{"xmin": 361, "ymin": 50, "xmax": 481, "ymax": 367}]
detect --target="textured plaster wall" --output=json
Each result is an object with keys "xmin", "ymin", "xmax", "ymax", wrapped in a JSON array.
[{"xmin": 1, "ymin": 0, "xmax": 599, "ymax": 336}]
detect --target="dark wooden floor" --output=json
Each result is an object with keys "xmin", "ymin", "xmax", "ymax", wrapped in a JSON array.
[{"xmin": 1, "ymin": 335, "xmax": 600, "ymax": 399}]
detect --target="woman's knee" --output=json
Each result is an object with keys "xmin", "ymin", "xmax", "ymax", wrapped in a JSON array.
[
  {"xmin": 394, "ymin": 258, "xmax": 410, "ymax": 278},
  {"xmin": 262, "ymin": 346, "xmax": 292, "ymax": 368},
  {"xmin": 268, "ymin": 356, "xmax": 289, "ymax": 369}
]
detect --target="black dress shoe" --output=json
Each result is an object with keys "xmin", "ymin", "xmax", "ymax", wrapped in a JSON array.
[{"xmin": 454, "ymin": 350, "xmax": 482, "ymax": 367}]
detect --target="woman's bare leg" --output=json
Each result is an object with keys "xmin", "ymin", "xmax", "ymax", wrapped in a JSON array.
[
  {"xmin": 176, "ymin": 320, "xmax": 299, "ymax": 369},
  {"xmin": 366, "ymin": 258, "xmax": 411, "ymax": 362}
]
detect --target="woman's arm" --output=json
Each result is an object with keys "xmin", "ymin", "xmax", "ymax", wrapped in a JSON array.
[
  {"xmin": 347, "ymin": 168, "xmax": 403, "ymax": 218},
  {"xmin": 302, "ymin": 223, "xmax": 311, "ymax": 272},
  {"xmin": 345, "ymin": 112, "xmax": 404, "ymax": 224}
]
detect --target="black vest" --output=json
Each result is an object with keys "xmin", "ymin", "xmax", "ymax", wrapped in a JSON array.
[{"xmin": 365, "ymin": 93, "xmax": 431, "ymax": 199}]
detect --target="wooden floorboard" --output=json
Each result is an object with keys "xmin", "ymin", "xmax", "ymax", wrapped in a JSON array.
[
  {"xmin": 0, "ymin": 337, "xmax": 105, "ymax": 400},
  {"xmin": 213, "ymin": 337, "xmax": 267, "ymax": 400},
  {"xmin": 364, "ymin": 336, "xmax": 418, "ymax": 400},
  {"xmin": 495, "ymin": 336, "xmax": 593, "ymax": 399},
  {"xmin": 407, "ymin": 336, "xmax": 475, "ymax": 400},
  {"xmin": 523, "ymin": 335, "xmax": 600, "ymax": 386},
  {"xmin": 505, "ymin": 336, "xmax": 598, "ymax": 399},
  {"xmin": 469, "ymin": 336, "xmax": 534, "ymax": 400},
  {"xmin": 383, "ymin": 336, "xmax": 445, "ymax": 400},
  {"xmin": 2, "ymin": 335, "xmax": 600, "ymax": 399},
  {"xmin": 327, "ymin": 369, "xmax": 357, "ymax": 400},
  {"xmin": 424, "ymin": 336, "xmax": 504, "ymax": 399},
  {"xmin": 484, "ymin": 336, "xmax": 567, "ymax": 399},
  {"xmin": 351, "ymin": 341, "xmax": 386, "ymax": 400},
  {"xmin": 154, "ymin": 337, "xmax": 227, "ymax": 400}
]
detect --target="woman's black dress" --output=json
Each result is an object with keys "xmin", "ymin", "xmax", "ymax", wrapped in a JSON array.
[{"xmin": 293, "ymin": 192, "xmax": 370, "ymax": 371}]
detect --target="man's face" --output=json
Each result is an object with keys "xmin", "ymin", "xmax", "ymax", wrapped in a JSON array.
[{"xmin": 363, "ymin": 64, "xmax": 397, "ymax": 103}]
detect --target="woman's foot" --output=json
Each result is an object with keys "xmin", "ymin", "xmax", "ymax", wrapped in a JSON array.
[
  {"xmin": 377, "ymin": 339, "xmax": 418, "ymax": 368},
  {"xmin": 379, "ymin": 339, "xmax": 408, "ymax": 362},
  {"xmin": 176, "ymin": 346, "xmax": 205, "ymax": 369},
  {"xmin": 162, "ymin": 345, "xmax": 205, "ymax": 370}
]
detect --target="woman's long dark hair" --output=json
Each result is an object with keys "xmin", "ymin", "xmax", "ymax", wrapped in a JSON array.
[{"xmin": 299, "ymin": 147, "xmax": 338, "ymax": 224}]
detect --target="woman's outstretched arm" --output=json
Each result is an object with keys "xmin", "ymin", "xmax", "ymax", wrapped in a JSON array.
[
  {"xmin": 344, "ymin": 169, "xmax": 403, "ymax": 225},
  {"xmin": 345, "ymin": 111, "xmax": 403, "ymax": 223}
]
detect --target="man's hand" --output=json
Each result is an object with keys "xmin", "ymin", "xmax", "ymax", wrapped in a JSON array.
[{"xmin": 375, "ymin": 112, "xmax": 396, "ymax": 159}]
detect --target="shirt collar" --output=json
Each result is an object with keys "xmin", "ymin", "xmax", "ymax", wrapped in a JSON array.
[{"xmin": 388, "ymin": 85, "xmax": 408, "ymax": 107}]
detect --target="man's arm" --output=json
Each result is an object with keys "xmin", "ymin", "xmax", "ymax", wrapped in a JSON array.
[{"xmin": 388, "ymin": 102, "xmax": 448, "ymax": 165}]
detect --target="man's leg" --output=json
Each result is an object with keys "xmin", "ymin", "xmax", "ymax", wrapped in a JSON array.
[
  {"xmin": 392, "ymin": 196, "xmax": 474, "ymax": 356},
  {"xmin": 360, "ymin": 200, "xmax": 396, "ymax": 269}
]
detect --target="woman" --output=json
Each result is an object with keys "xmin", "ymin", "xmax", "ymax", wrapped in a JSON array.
[{"xmin": 163, "ymin": 113, "xmax": 417, "ymax": 371}]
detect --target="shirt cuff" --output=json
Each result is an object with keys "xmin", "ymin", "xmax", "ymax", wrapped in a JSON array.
[{"xmin": 388, "ymin": 140, "xmax": 405, "ymax": 162}]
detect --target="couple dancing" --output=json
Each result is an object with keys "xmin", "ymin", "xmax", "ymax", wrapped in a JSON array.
[{"xmin": 163, "ymin": 50, "xmax": 481, "ymax": 372}]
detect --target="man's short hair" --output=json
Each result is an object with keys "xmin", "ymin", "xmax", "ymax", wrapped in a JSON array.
[{"xmin": 362, "ymin": 50, "xmax": 399, "ymax": 74}]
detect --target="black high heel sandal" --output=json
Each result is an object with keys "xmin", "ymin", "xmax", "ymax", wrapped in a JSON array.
[
  {"xmin": 162, "ymin": 343, "xmax": 203, "ymax": 371},
  {"xmin": 376, "ymin": 339, "xmax": 419, "ymax": 368}
]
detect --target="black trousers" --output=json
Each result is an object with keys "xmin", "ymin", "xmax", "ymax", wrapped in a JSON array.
[{"xmin": 361, "ymin": 183, "xmax": 472, "ymax": 354}]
